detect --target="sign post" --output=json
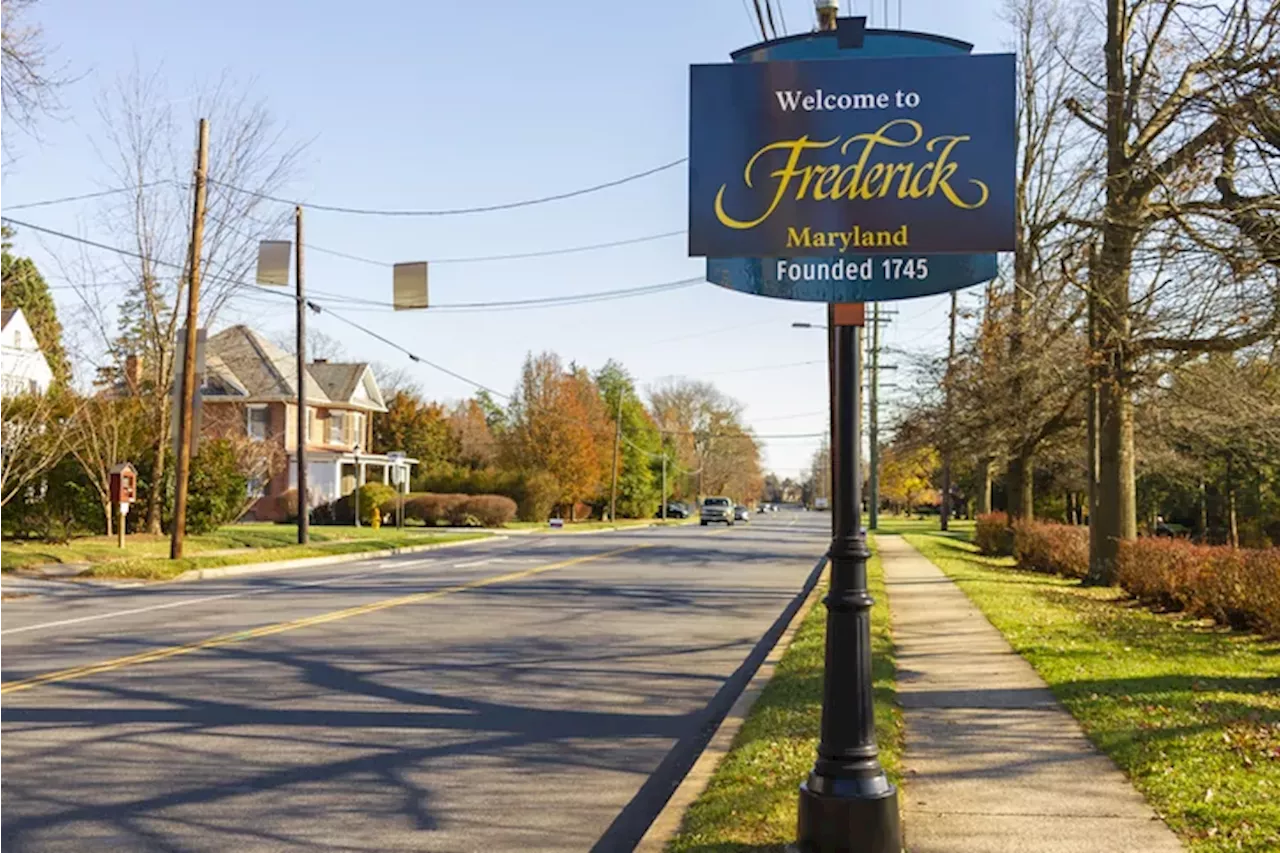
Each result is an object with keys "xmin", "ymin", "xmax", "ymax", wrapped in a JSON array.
[{"xmin": 687, "ymin": 12, "xmax": 1013, "ymax": 852}]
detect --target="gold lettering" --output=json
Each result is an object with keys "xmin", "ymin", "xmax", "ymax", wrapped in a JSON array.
[
  {"xmin": 786, "ymin": 226, "xmax": 813, "ymax": 247},
  {"xmin": 714, "ymin": 136, "xmax": 839, "ymax": 229},
  {"xmin": 712, "ymin": 120, "xmax": 991, "ymax": 231},
  {"xmin": 925, "ymin": 136, "xmax": 989, "ymax": 210}
]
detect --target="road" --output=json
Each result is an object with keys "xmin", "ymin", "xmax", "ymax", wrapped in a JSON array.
[{"xmin": 2, "ymin": 511, "xmax": 828, "ymax": 852}]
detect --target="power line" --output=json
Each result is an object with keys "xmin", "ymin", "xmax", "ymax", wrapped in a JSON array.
[
  {"xmin": 4, "ymin": 215, "xmax": 705, "ymax": 315},
  {"xmin": 308, "ymin": 229, "xmax": 686, "ymax": 268},
  {"xmin": 4, "ymin": 182, "xmax": 169, "ymax": 211},
  {"xmin": 207, "ymin": 156, "xmax": 686, "ymax": 217}
]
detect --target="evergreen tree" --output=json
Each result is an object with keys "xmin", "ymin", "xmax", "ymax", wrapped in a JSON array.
[{"xmin": 1, "ymin": 226, "xmax": 70, "ymax": 386}]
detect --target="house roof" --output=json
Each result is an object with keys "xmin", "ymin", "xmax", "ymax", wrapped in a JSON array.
[
  {"xmin": 1, "ymin": 309, "xmax": 16, "ymax": 330},
  {"xmin": 204, "ymin": 325, "xmax": 386, "ymax": 411}
]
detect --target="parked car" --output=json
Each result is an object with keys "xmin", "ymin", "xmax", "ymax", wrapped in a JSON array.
[
  {"xmin": 659, "ymin": 501, "xmax": 690, "ymax": 519},
  {"xmin": 733, "ymin": 505, "xmax": 750, "ymax": 522},
  {"xmin": 700, "ymin": 496, "xmax": 734, "ymax": 526}
]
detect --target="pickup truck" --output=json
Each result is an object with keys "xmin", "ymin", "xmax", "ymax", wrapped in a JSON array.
[{"xmin": 700, "ymin": 496, "xmax": 735, "ymax": 526}]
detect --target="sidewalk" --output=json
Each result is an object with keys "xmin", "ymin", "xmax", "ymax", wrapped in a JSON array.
[{"xmin": 878, "ymin": 534, "xmax": 1184, "ymax": 853}]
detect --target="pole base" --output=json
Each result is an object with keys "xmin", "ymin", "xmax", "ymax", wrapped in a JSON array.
[{"xmin": 796, "ymin": 779, "xmax": 901, "ymax": 853}]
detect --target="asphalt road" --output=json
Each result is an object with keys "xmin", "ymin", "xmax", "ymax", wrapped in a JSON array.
[{"xmin": 2, "ymin": 511, "xmax": 829, "ymax": 852}]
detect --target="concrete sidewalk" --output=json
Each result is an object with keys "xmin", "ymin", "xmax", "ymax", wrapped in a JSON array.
[{"xmin": 879, "ymin": 534, "xmax": 1184, "ymax": 853}]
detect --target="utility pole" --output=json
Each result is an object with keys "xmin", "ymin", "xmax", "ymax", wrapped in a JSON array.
[
  {"xmin": 869, "ymin": 302, "xmax": 881, "ymax": 530},
  {"xmin": 609, "ymin": 388, "xmax": 623, "ymax": 522},
  {"xmin": 295, "ymin": 205, "xmax": 309, "ymax": 545},
  {"xmin": 169, "ymin": 118, "xmax": 209, "ymax": 560},
  {"xmin": 661, "ymin": 453, "xmax": 668, "ymax": 521},
  {"xmin": 941, "ymin": 289, "xmax": 957, "ymax": 530}
]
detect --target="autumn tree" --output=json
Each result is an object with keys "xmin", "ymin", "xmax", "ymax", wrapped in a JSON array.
[
  {"xmin": 502, "ymin": 352, "xmax": 609, "ymax": 518},
  {"xmin": 879, "ymin": 444, "xmax": 941, "ymax": 516},
  {"xmin": 448, "ymin": 399, "xmax": 495, "ymax": 470},
  {"xmin": 648, "ymin": 378, "xmax": 763, "ymax": 502},
  {"xmin": 373, "ymin": 390, "xmax": 456, "ymax": 474}
]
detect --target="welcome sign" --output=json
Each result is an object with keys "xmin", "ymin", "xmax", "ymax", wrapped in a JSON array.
[{"xmin": 688, "ymin": 53, "xmax": 1016, "ymax": 258}]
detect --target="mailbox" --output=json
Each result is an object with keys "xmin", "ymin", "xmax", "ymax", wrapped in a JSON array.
[{"xmin": 110, "ymin": 462, "xmax": 138, "ymax": 506}]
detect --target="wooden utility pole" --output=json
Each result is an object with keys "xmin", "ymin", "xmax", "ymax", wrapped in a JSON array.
[
  {"xmin": 296, "ymin": 205, "xmax": 310, "ymax": 544},
  {"xmin": 661, "ymin": 453, "xmax": 668, "ymax": 520},
  {"xmin": 169, "ymin": 118, "xmax": 209, "ymax": 560},
  {"xmin": 941, "ymin": 290, "xmax": 957, "ymax": 531},
  {"xmin": 609, "ymin": 389, "xmax": 623, "ymax": 522}
]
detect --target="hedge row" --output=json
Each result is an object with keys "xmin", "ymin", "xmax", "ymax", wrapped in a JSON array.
[
  {"xmin": 404, "ymin": 493, "xmax": 516, "ymax": 528},
  {"xmin": 975, "ymin": 512, "xmax": 1280, "ymax": 636},
  {"xmin": 1116, "ymin": 538, "xmax": 1280, "ymax": 637}
]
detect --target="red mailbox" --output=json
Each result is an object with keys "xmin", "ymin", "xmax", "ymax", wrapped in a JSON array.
[{"xmin": 110, "ymin": 462, "xmax": 137, "ymax": 506}]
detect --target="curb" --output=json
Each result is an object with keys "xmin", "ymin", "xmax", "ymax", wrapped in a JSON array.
[
  {"xmin": 634, "ymin": 554, "xmax": 830, "ymax": 852},
  {"xmin": 174, "ymin": 534, "xmax": 505, "ymax": 581}
]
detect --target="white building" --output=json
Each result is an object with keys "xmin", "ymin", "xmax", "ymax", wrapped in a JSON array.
[{"xmin": 0, "ymin": 308, "xmax": 55, "ymax": 397}]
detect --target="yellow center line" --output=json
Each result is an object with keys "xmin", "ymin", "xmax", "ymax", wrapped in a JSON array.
[{"xmin": 1, "ymin": 544, "xmax": 648, "ymax": 696}]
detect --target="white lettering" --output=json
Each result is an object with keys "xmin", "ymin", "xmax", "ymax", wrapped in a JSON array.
[{"xmin": 775, "ymin": 90, "xmax": 802, "ymax": 111}]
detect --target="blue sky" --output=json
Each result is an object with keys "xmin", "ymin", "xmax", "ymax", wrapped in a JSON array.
[{"xmin": 2, "ymin": 0, "xmax": 1005, "ymax": 479}]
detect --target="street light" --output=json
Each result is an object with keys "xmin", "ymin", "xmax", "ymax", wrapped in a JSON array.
[{"xmin": 792, "ymin": 321, "xmax": 828, "ymax": 329}]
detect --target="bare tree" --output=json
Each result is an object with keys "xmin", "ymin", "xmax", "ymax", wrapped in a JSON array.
[
  {"xmin": 74, "ymin": 65, "xmax": 300, "ymax": 533},
  {"xmin": 0, "ymin": 390, "xmax": 70, "ymax": 507},
  {"xmin": 1, "ymin": 0, "xmax": 69, "ymax": 160},
  {"xmin": 67, "ymin": 395, "xmax": 148, "ymax": 534},
  {"xmin": 1065, "ymin": 1, "xmax": 1280, "ymax": 582}
]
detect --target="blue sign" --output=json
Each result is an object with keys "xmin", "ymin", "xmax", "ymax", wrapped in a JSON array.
[
  {"xmin": 689, "ymin": 52, "xmax": 1015, "ymax": 258},
  {"xmin": 708, "ymin": 253, "xmax": 998, "ymax": 303}
]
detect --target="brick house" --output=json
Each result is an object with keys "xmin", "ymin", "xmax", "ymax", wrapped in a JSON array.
[{"xmin": 201, "ymin": 325, "xmax": 414, "ymax": 521}]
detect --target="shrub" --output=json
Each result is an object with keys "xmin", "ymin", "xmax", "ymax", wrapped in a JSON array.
[
  {"xmin": 404, "ymin": 493, "xmax": 467, "ymax": 525},
  {"xmin": 447, "ymin": 495, "xmax": 516, "ymax": 527},
  {"xmin": 275, "ymin": 489, "xmax": 299, "ymax": 523},
  {"xmin": 974, "ymin": 513, "xmax": 1014, "ymax": 556},
  {"xmin": 185, "ymin": 439, "xmax": 250, "ymax": 534},
  {"xmin": 1013, "ymin": 520, "xmax": 1089, "ymax": 579},
  {"xmin": 325, "ymin": 483, "xmax": 398, "ymax": 525},
  {"xmin": 1116, "ymin": 539, "xmax": 1280, "ymax": 636},
  {"xmin": 416, "ymin": 468, "xmax": 558, "ymax": 522}
]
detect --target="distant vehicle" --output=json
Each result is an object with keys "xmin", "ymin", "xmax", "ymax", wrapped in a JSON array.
[
  {"xmin": 733, "ymin": 505, "xmax": 750, "ymax": 522},
  {"xmin": 758, "ymin": 504, "xmax": 768, "ymax": 514},
  {"xmin": 700, "ymin": 496, "xmax": 734, "ymax": 526},
  {"xmin": 814, "ymin": 497, "xmax": 830, "ymax": 510},
  {"xmin": 659, "ymin": 502, "xmax": 690, "ymax": 519}
]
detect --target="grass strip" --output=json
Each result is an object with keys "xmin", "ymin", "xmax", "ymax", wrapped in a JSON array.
[
  {"xmin": 895, "ymin": 524, "xmax": 1279, "ymax": 853},
  {"xmin": 666, "ymin": 542, "xmax": 902, "ymax": 852}
]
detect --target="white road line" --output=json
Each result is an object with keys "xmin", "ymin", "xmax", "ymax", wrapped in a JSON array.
[
  {"xmin": 453, "ymin": 559, "xmax": 492, "ymax": 568},
  {"xmin": 1, "ymin": 540, "xmax": 523, "ymax": 637}
]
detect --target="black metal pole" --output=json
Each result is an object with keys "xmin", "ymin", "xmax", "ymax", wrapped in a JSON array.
[{"xmin": 797, "ymin": 319, "xmax": 901, "ymax": 853}]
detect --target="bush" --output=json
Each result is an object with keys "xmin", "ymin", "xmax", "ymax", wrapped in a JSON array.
[
  {"xmin": 1013, "ymin": 520, "xmax": 1089, "ymax": 579},
  {"xmin": 404, "ymin": 493, "xmax": 467, "ymax": 525},
  {"xmin": 416, "ymin": 468, "xmax": 558, "ymax": 522},
  {"xmin": 447, "ymin": 495, "xmax": 517, "ymax": 527},
  {"xmin": 185, "ymin": 439, "xmax": 249, "ymax": 534},
  {"xmin": 275, "ymin": 489, "xmax": 299, "ymax": 523},
  {"xmin": 321, "ymin": 483, "xmax": 398, "ymax": 525},
  {"xmin": 974, "ymin": 513, "xmax": 1014, "ymax": 556},
  {"xmin": 1116, "ymin": 539, "xmax": 1280, "ymax": 636}
]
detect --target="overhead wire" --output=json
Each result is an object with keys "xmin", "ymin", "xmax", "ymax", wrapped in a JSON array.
[
  {"xmin": 206, "ymin": 156, "xmax": 686, "ymax": 217},
  {"xmin": 4, "ymin": 182, "xmax": 169, "ymax": 211}
]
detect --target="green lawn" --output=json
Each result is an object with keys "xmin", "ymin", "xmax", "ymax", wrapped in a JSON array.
[
  {"xmin": 667, "ymin": 543, "xmax": 902, "ymax": 852},
  {"xmin": 2, "ymin": 524, "xmax": 489, "ymax": 581},
  {"xmin": 892, "ymin": 523, "xmax": 1280, "ymax": 853}
]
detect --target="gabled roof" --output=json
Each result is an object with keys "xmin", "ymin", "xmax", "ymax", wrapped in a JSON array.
[
  {"xmin": 203, "ymin": 325, "xmax": 386, "ymax": 411},
  {"xmin": 1, "ymin": 309, "xmax": 16, "ymax": 330}
]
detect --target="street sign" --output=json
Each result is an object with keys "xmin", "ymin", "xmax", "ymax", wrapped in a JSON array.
[
  {"xmin": 707, "ymin": 252, "xmax": 997, "ymax": 303},
  {"xmin": 688, "ymin": 53, "xmax": 1016, "ymax": 258}
]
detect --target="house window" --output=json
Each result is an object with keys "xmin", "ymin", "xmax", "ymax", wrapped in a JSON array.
[
  {"xmin": 247, "ymin": 475, "xmax": 266, "ymax": 497},
  {"xmin": 352, "ymin": 412, "xmax": 365, "ymax": 447},
  {"xmin": 329, "ymin": 410, "xmax": 346, "ymax": 445},
  {"xmin": 14, "ymin": 330, "xmax": 22, "ymax": 348},
  {"xmin": 246, "ymin": 405, "xmax": 269, "ymax": 441}
]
